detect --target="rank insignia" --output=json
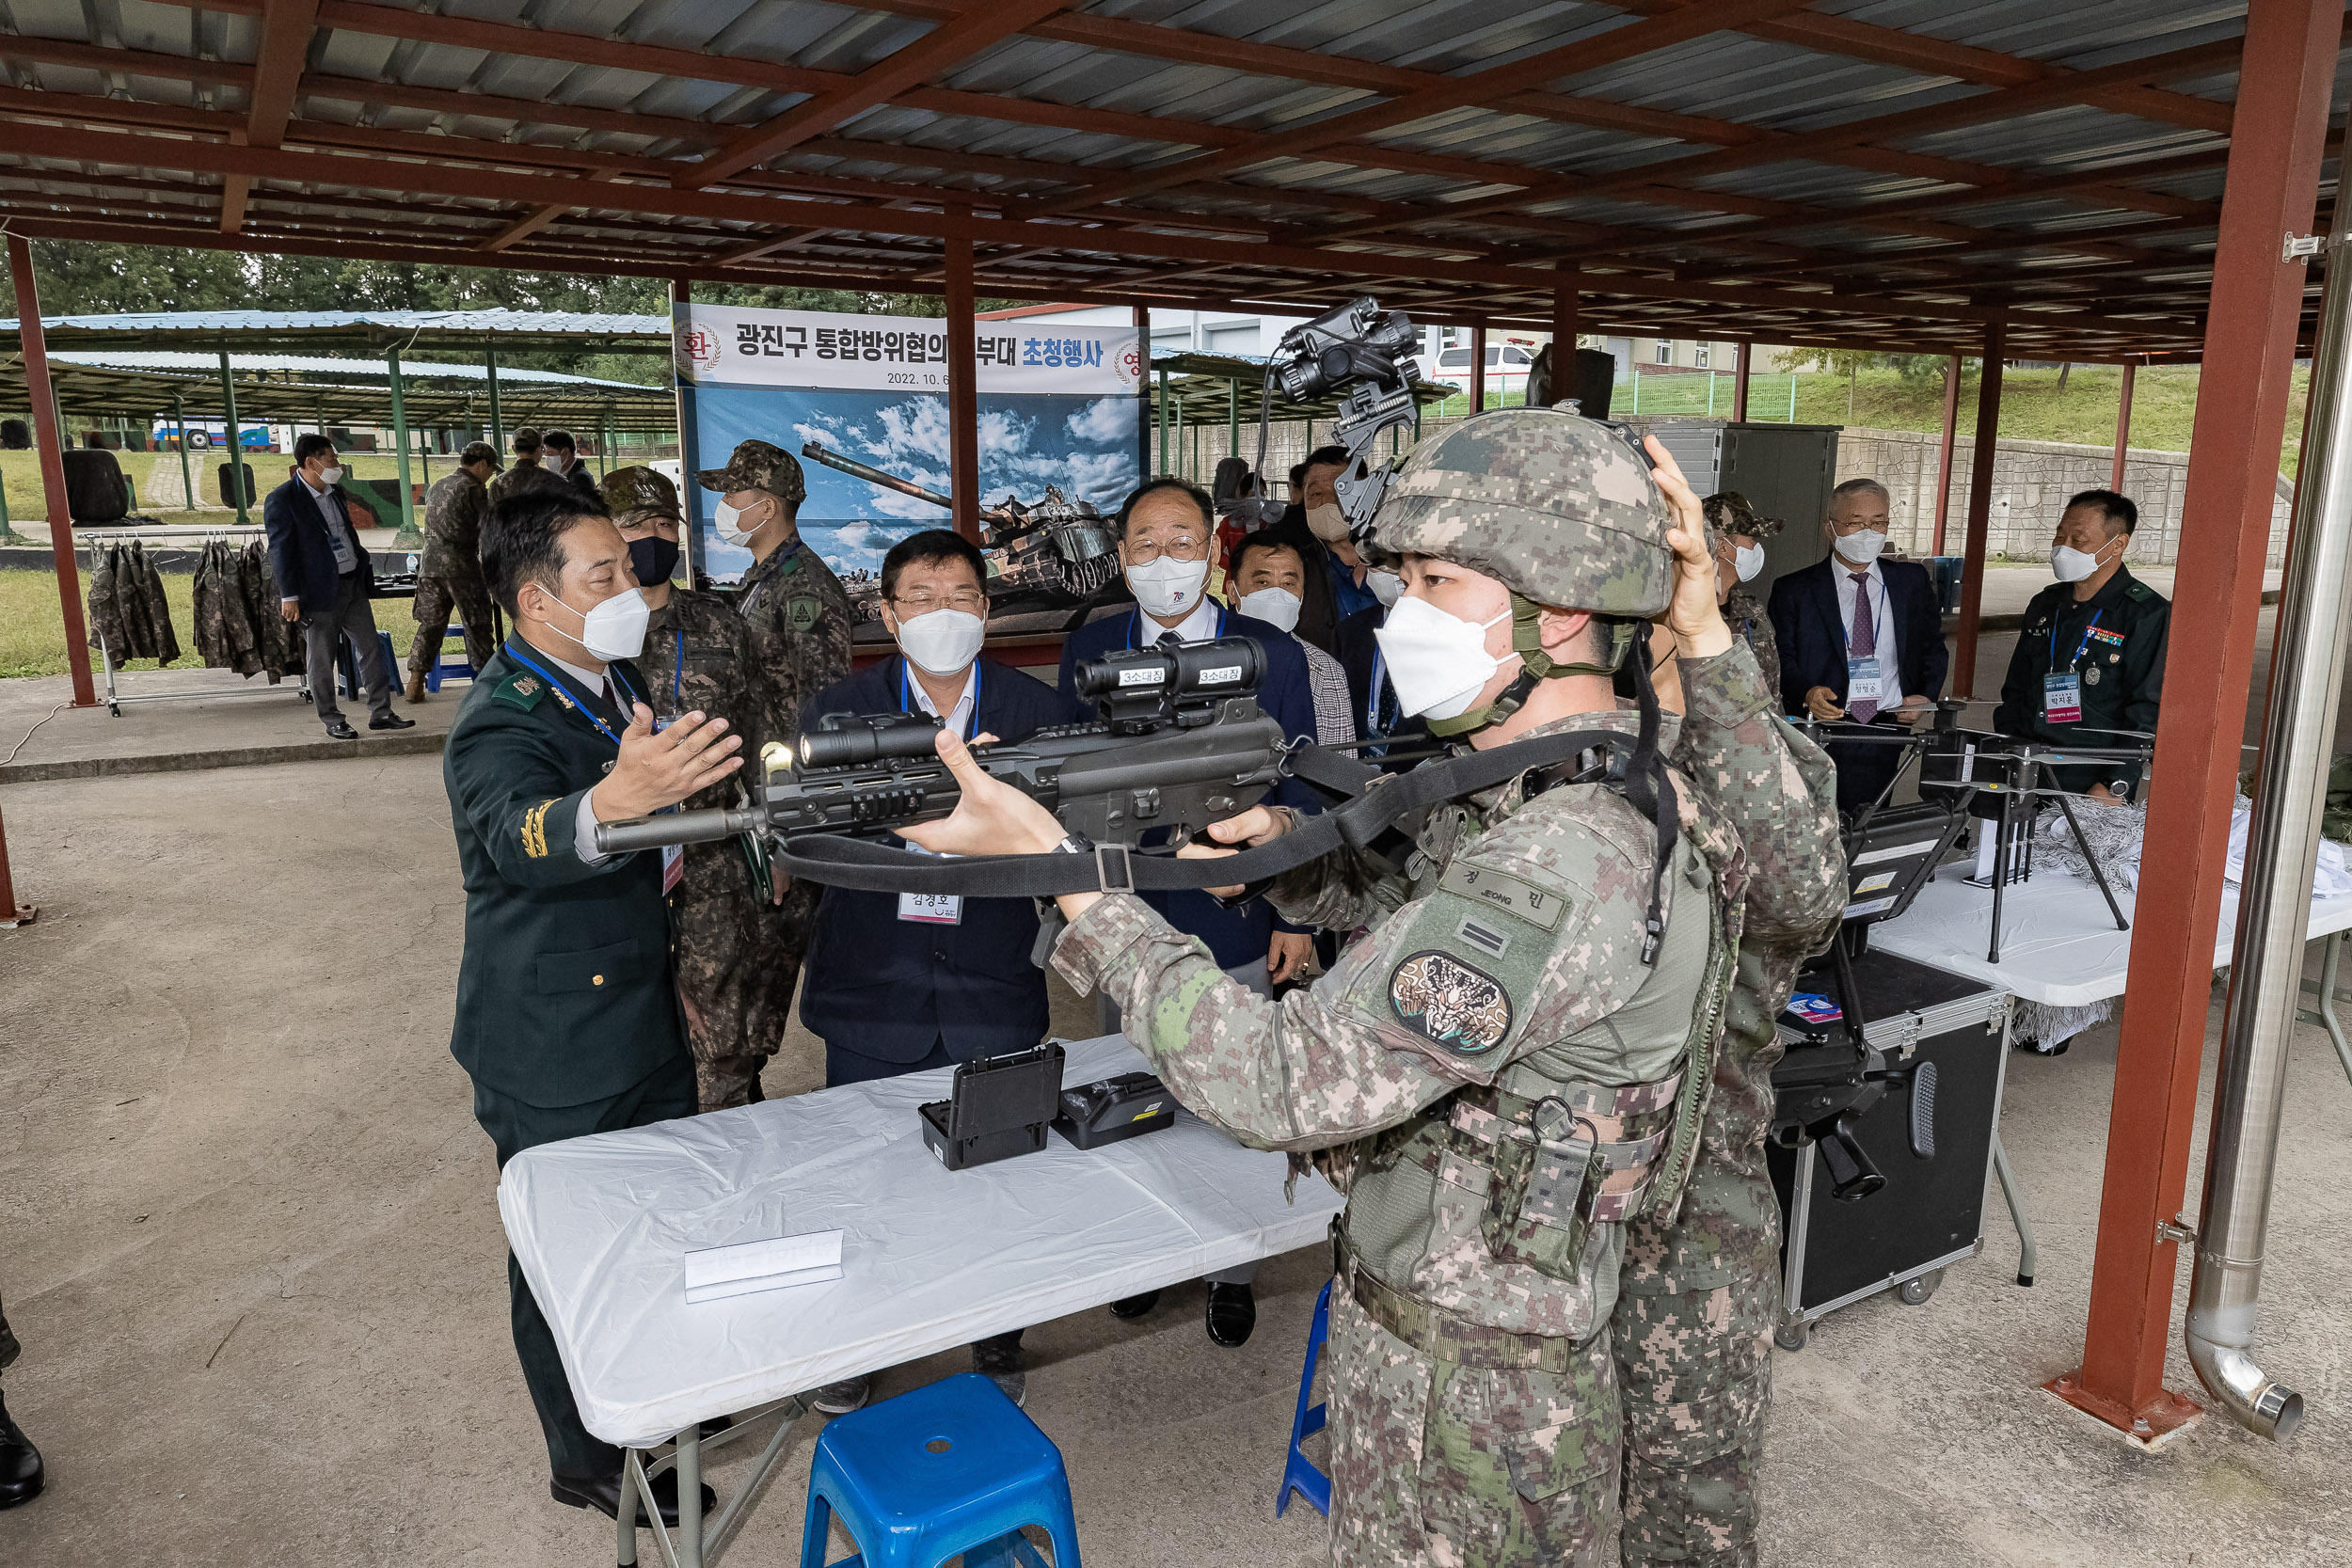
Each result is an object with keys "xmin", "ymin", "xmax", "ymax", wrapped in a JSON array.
[
  {"xmin": 514, "ymin": 675, "xmax": 540, "ymax": 696},
  {"xmin": 1390, "ymin": 950, "xmax": 1513, "ymax": 1056}
]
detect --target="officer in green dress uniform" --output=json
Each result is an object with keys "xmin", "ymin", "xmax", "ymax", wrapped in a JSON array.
[
  {"xmin": 1993, "ymin": 488, "xmax": 2170, "ymax": 802},
  {"xmin": 442, "ymin": 487, "xmax": 745, "ymax": 1527}
]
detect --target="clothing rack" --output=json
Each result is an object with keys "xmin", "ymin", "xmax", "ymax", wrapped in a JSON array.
[{"xmin": 85, "ymin": 531, "xmax": 305, "ymax": 719}]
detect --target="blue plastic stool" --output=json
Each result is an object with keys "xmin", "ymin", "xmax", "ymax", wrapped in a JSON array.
[
  {"xmin": 337, "ymin": 632, "xmax": 401, "ymax": 701},
  {"xmin": 800, "ymin": 1373, "xmax": 1081, "ymax": 1568},
  {"xmin": 1275, "ymin": 1280, "xmax": 1333, "ymax": 1518},
  {"xmin": 424, "ymin": 617, "xmax": 476, "ymax": 692}
]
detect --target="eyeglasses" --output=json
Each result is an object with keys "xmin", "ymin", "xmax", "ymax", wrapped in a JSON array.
[
  {"xmin": 892, "ymin": 589, "xmax": 987, "ymax": 613},
  {"xmin": 1125, "ymin": 531, "xmax": 1203, "ymax": 565}
]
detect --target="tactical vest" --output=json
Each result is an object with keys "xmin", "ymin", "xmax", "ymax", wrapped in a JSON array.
[{"xmin": 1334, "ymin": 772, "xmax": 1740, "ymax": 1345}]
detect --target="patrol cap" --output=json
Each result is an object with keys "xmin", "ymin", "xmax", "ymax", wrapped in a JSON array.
[
  {"xmin": 1702, "ymin": 489, "xmax": 1783, "ymax": 540},
  {"xmin": 695, "ymin": 438, "xmax": 806, "ymax": 511},
  {"xmin": 604, "ymin": 465, "xmax": 681, "ymax": 523},
  {"xmin": 459, "ymin": 440, "xmax": 501, "ymax": 468},
  {"xmin": 511, "ymin": 426, "xmax": 543, "ymax": 455},
  {"xmin": 1374, "ymin": 408, "xmax": 1672, "ymax": 618}
]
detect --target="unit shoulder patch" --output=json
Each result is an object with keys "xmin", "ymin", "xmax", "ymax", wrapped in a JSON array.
[
  {"xmin": 2124, "ymin": 579, "xmax": 2158, "ymax": 603},
  {"xmin": 1390, "ymin": 949, "xmax": 1514, "ymax": 1057},
  {"xmin": 785, "ymin": 593, "xmax": 824, "ymax": 634},
  {"xmin": 493, "ymin": 673, "xmax": 546, "ymax": 711}
]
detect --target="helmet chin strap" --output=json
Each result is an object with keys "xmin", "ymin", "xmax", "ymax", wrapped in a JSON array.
[{"xmin": 1423, "ymin": 603, "xmax": 1637, "ymax": 738}]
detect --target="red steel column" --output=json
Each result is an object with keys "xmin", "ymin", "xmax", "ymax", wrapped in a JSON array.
[
  {"xmin": 2112, "ymin": 361, "xmax": 2138, "ymax": 492},
  {"xmin": 1951, "ymin": 326, "xmax": 2004, "ymax": 700},
  {"xmin": 1932, "ymin": 353, "xmax": 1963, "ymax": 556},
  {"xmin": 2049, "ymin": 0, "xmax": 2342, "ymax": 1442},
  {"xmin": 1732, "ymin": 341, "xmax": 1753, "ymax": 422},
  {"xmin": 1470, "ymin": 325, "xmax": 1487, "ymax": 412},
  {"xmin": 8, "ymin": 233, "xmax": 97, "ymax": 707},
  {"xmin": 0, "ymin": 800, "xmax": 28, "ymax": 926},
  {"xmin": 944, "ymin": 223, "xmax": 979, "ymax": 543}
]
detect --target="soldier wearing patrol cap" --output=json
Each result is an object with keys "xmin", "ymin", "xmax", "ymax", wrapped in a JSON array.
[
  {"xmin": 696, "ymin": 438, "xmax": 854, "ymax": 756},
  {"xmin": 1994, "ymin": 487, "xmax": 2169, "ymax": 803},
  {"xmin": 605, "ymin": 465, "xmax": 793, "ymax": 1110},
  {"xmin": 894, "ymin": 410, "xmax": 1843, "ymax": 1566},
  {"xmin": 405, "ymin": 439, "xmax": 502, "ymax": 701}
]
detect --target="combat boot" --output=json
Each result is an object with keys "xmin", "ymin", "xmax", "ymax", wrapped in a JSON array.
[
  {"xmin": 0, "ymin": 1390, "xmax": 42, "ymax": 1509},
  {"xmin": 405, "ymin": 671, "xmax": 428, "ymax": 703}
]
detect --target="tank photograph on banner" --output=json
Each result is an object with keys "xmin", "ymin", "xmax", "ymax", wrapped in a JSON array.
[{"xmin": 800, "ymin": 440, "xmax": 1127, "ymax": 639}]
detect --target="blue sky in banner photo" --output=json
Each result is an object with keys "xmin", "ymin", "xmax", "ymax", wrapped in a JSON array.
[{"xmin": 689, "ymin": 386, "xmax": 1141, "ymax": 582}]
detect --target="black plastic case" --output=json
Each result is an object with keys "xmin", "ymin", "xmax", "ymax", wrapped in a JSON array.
[
  {"xmin": 919, "ymin": 1041, "xmax": 1067, "ymax": 1171},
  {"xmin": 1052, "ymin": 1071, "xmax": 1178, "ymax": 1149}
]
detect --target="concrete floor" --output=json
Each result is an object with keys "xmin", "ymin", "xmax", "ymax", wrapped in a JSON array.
[{"xmin": 5, "ymin": 730, "xmax": 2352, "ymax": 1564}]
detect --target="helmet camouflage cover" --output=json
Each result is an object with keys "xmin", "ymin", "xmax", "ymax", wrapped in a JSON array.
[
  {"xmin": 694, "ymin": 438, "xmax": 806, "ymax": 512},
  {"xmin": 603, "ymin": 465, "xmax": 681, "ymax": 524},
  {"xmin": 1373, "ymin": 407, "xmax": 1672, "ymax": 618}
]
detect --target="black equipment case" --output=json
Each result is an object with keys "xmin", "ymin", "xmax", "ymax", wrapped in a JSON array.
[
  {"xmin": 1768, "ymin": 949, "xmax": 2010, "ymax": 1351},
  {"xmin": 919, "ymin": 1042, "xmax": 1067, "ymax": 1171}
]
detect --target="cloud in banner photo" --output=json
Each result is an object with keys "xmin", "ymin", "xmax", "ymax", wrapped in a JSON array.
[{"xmin": 687, "ymin": 387, "xmax": 1140, "ymax": 583}]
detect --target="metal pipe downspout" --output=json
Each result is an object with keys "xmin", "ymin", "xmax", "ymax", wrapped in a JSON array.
[{"xmin": 2184, "ymin": 214, "xmax": 2352, "ymax": 1441}]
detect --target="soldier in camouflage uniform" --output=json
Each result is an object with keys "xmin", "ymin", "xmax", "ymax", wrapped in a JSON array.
[
  {"xmin": 607, "ymin": 467, "xmax": 787, "ymax": 1111},
  {"xmin": 406, "ymin": 440, "xmax": 502, "ymax": 700},
  {"xmin": 897, "ymin": 412, "xmax": 1842, "ymax": 1566},
  {"xmin": 1701, "ymin": 492, "xmax": 1784, "ymax": 704},
  {"xmin": 488, "ymin": 427, "xmax": 560, "ymax": 509}
]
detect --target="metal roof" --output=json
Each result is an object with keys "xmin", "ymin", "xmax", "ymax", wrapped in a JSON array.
[
  {"xmin": 3, "ymin": 353, "xmax": 676, "ymax": 426},
  {"xmin": 0, "ymin": 309, "xmax": 673, "ymax": 354},
  {"xmin": 48, "ymin": 350, "xmax": 655, "ymax": 390},
  {"xmin": 0, "ymin": 1, "xmax": 2344, "ymax": 361}
]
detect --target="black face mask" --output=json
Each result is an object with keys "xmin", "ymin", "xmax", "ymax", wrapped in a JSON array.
[{"xmin": 628, "ymin": 535, "xmax": 681, "ymax": 588}]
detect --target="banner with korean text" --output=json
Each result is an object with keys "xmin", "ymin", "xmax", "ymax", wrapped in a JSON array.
[{"xmin": 673, "ymin": 304, "xmax": 1145, "ymax": 641}]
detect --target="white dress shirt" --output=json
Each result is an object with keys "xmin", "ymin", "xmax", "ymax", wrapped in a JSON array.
[
  {"xmin": 306, "ymin": 474, "xmax": 359, "ymax": 574},
  {"xmin": 1145, "ymin": 594, "xmax": 1221, "ymax": 645},
  {"xmin": 1831, "ymin": 555, "xmax": 1903, "ymax": 710},
  {"xmin": 905, "ymin": 662, "xmax": 979, "ymax": 738}
]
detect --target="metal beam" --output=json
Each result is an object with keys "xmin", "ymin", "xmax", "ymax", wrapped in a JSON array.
[
  {"xmin": 1732, "ymin": 341, "xmax": 1752, "ymax": 423},
  {"xmin": 1932, "ymin": 355, "xmax": 1961, "ymax": 556},
  {"xmin": 222, "ymin": 0, "xmax": 321, "ymax": 235},
  {"xmin": 2114, "ymin": 362, "xmax": 2138, "ymax": 491},
  {"xmin": 944, "ymin": 219, "xmax": 979, "ymax": 542},
  {"xmin": 7, "ymin": 232, "xmax": 97, "ymax": 707},
  {"xmin": 2055, "ymin": 0, "xmax": 2344, "ymax": 1445}
]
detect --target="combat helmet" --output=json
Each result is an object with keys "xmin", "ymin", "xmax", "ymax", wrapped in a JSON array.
[
  {"xmin": 603, "ymin": 465, "xmax": 681, "ymax": 526},
  {"xmin": 1373, "ymin": 408, "xmax": 1671, "ymax": 734}
]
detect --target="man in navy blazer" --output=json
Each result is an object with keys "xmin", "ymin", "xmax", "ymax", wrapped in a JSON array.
[
  {"xmin": 1766, "ymin": 477, "xmax": 1945, "ymax": 814},
  {"xmin": 264, "ymin": 434, "xmax": 413, "ymax": 737},
  {"xmin": 1057, "ymin": 476, "xmax": 1323, "ymax": 1352},
  {"xmin": 796, "ymin": 529, "xmax": 1089, "ymax": 1416}
]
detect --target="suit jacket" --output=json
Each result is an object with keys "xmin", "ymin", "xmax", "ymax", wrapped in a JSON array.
[
  {"xmin": 262, "ymin": 476, "xmax": 373, "ymax": 613},
  {"xmin": 1766, "ymin": 556, "xmax": 1947, "ymax": 717},
  {"xmin": 441, "ymin": 643, "xmax": 688, "ymax": 1107},
  {"xmin": 1059, "ymin": 602, "xmax": 1319, "ymax": 968},
  {"xmin": 797, "ymin": 656, "xmax": 1091, "ymax": 1064}
]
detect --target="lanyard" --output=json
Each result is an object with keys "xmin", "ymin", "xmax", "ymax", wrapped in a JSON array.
[
  {"xmin": 899, "ymin": 659, "xmax": 982, "ymax": 740},
  {"xmin": 2052, "ymin": 610, "xmax": 2105, "ymax": 672},
  {"xmin": 1128, "ymin": 603, "xmax": 1228, "ymax": 649},
  {"xmin": 669, "ymin": 626, "xmax": 684, "ymax": 714},
  {"xmin": 503, "ymin": 640, "xmax": 637, "ymax": 750}
]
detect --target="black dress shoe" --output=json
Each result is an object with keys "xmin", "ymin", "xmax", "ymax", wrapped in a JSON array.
[
  {"xmin": 369, "ymin": 712, "xmax": 417, "ymax": 731},
  {"xmin": 1108, "ymin": 1291, "xmax": 1160, "ymax": 1319},
  {"xmin": 549, "ymin": 1467, "xmax": 714, "ymax": 1527},
  {"xmin": 1206, "ymin": 1281, "xmax": 1257, "ymax": 1348},
  {"xmin": 323, "ymin": 721, "xmax": 360, "ymax": 739},
  {"xmin": 0, "ymin": 1391, "xmax": 44, "ymax": 1510}
]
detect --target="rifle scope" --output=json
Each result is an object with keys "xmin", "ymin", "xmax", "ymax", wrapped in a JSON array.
[
  {"xmin": 1073, "ymin": 635, "xmax": 1263, "ymax": 732},
  {"xmin": 797, "ymin": 711, "xmax": 946, "ymax": 771}
]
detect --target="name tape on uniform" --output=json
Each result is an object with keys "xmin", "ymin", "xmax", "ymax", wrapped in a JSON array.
[{"xmin": 1438, "ymin": 859, "xmax": 1571, "ymax": 932}]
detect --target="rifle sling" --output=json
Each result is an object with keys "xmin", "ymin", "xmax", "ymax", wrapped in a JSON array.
[{"xmin": 771, "ymin": 725, "xmax": 1670, "ymax": 899}]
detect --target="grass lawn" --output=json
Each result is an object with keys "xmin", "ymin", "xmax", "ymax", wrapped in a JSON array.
[{"xmin": 0, "ymin": 565, "xmax": 425, "ymax": 681}]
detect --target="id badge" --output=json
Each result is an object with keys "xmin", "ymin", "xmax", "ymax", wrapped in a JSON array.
[
  {"xmin": 1846, "ymin": 655, "xmax": 1884, "ymax": 705},
  {"xmin": 648, "ymin": 793, "xmax": 686, "ymax": 894},
  {"xmin": 898, "ymin": 892, "xmax": 963, "ymax": 925},
  {"xmin": 2042, "ymin": 672, "xmax": 2082, "ymax": 723}
]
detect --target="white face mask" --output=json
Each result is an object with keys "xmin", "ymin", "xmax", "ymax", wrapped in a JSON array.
[
  {"xmin": 1126, "ymin": 554, "xmax": 1210, "ymax": 619},
  {"xmin": 896, "ymin": 607, "xmax": 986, "ymax": 676},
  {"xmin": 1831, "ymin": 528, "xmax": 1887, "ymax": 566},
  {"xmin": 1368, "ymin": 568, "xmax": 1405, "ymax": 609},
  {"xmin": 547, "ymin": 585, "xmax": 650, "ymax": 661},
  {"xmin": 1235, "ymin": 586, "xmax": 1302, "ymax": 633},
  {"xmin": 714, "ymin": 498, "xmax": 770, "ymax": 548},
  {"xmin": 1374, "ymin": 594, "xmax": 1516, "ymax": 721},
  {"xmin": 1734, "ymin": 543, "xmax": 1766, "ymax": 582},
  {"xmin": 2051, "ymin": 539, "xmax": 2118, "ymax": 583},
  {"xmin": 1305, "ymin": 502, "xmax": 1350, "ymax": 544},
  {"xmin": 546, "ymin": 451, "xmax": 568, "ymax": 473},
  {"xmin": 317, "ymin": 465, "xmax": 344, "ymax": 487}
]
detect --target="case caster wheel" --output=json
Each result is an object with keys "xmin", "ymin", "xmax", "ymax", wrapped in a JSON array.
[
  {"xmin": 1774, "ymin": 1319, "xmax": 1808, "ymax": 1353},
  {"xmin": 1898, "ymin": 1268, "xmax": 1945, "ymax": 1306}
]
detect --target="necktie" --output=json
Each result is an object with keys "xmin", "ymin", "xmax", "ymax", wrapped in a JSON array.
[
  {"xmin": 1847, "ymin": 571, "xmax": 1878, "ymax": 723},
  {"xmin": 1157, "ymin": 630, "xmax": 1184, "ymax": 650}
]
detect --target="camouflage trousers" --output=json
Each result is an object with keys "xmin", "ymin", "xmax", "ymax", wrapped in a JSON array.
[
  {"xmin": 674, "ymin": 852, "xmax": 818, "ymax": 1112},
  {"xmin": 1326, "ymin": 1276, "xmax": 1621, "ymax": 1568},
  {"xmin": 406, "ymin": 573, "xmax": 497, "ymax": 681}
]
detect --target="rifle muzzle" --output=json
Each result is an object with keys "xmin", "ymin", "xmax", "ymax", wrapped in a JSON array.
[{"xmin": 593, "ymin": 805, "xmax": 760, "ymax": 855}]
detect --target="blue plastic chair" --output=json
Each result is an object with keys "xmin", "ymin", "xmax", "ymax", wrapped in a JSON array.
[
  {"xmin": 336, "ymin": 632, "xmax": 402, "ymax": 701},
  {"xmin": 423, "ymin": 617, "xmax": 476, "ymax": 692},
  {"xmin": 1276, "ymin": 1281, "xmax": 1333, "ymax": 1518},
  {"xmin": 800, "ymin": 1373, "xmax": 1081, "ymax": 1568}
]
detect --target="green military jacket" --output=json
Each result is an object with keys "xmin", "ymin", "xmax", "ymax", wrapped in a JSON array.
[
  {"xmin": 442, "ymin": 641, "xmax": 690, "ymax": 1108},
  {"xmin": 1994, "ymin": 564, "xmax": 2170, "ymax": 797},
  {"xmin": 420, "ymin": 469, "xmax": 488, "ymax": 582}
]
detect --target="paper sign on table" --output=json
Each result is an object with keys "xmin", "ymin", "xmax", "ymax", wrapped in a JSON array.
[{"xmin": 685, "ymin": 1230, "xmax": 844, "ymax": 1304}]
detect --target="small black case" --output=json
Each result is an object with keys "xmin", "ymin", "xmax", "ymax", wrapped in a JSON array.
[
  {"xmin": 1052, "ymin": 1071, "xmax": 1179, "ymax": 1149},
  {"xmin": 919, "ymin": 1041, "xmax": 1067, "ymax": 1171}
]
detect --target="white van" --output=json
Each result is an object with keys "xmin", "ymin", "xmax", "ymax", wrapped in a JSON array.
[{"xmin": 1413, "ymin": 339, "xmax": 1538, "ymax": 396}]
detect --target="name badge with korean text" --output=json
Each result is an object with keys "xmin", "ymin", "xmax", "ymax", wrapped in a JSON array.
[
  {"xmin": 898, "ymin": 892, "xmax": 963, "ymax": 925},
  {"xmin": 2043, "ymin": 672, "xmax": 2082, "ymax": 723},
  {"xmin": 1846, "ymin": 655, "xmax": 1885, "ymax": 705}
]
